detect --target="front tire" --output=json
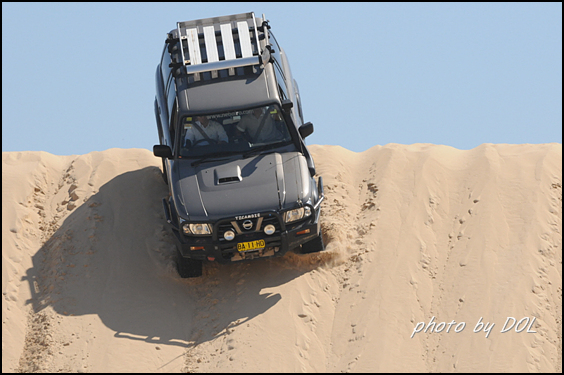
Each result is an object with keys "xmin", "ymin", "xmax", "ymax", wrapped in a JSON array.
[
  {"xmin": 300, "ymin": 231, "xmax": 325, "ymax": 254},
  {"xmin": 176, "ymin": 249, "xmax": 203, "ymax": 278}
]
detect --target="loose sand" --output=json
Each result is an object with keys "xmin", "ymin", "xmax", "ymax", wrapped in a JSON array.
[{"xmin": 2, "ymin": 143, "xmax": 561, "ymax": 372}]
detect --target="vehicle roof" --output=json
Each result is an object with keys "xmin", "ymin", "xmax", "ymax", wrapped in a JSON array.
[
  {"xmin": 165, "ymin": 12, "xmax": 282, "ymax": 114},
  {"xmin": 176, "ymin": 67, "xmax": 278, "ymax": 114}
]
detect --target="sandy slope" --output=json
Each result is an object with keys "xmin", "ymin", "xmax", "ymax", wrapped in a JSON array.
[{"xmin": 2, "ymin": 143, "xmax": 562, "ymax": 373}]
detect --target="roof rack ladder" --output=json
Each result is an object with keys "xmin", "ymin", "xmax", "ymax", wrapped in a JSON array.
[
  {"xmin": 175, "ymin": 12, "xmax": 263, "ymax": 79},
  {"xmin": 203, "ymin": 25, "xmax": 219, "ymax": 78},
  {"xmin": 176, "ymin": 23, "xmax": 203, "ymax": 81},
  {"xmin": 220, "ymin": 23, "xmax": 236, "ymax": 76},
  {"xmin": 237, "ymin": 21, "xmax": 253, "ymax": 58}
]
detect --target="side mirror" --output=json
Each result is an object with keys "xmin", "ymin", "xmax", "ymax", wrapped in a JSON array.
[
  {"xmin": 298, "ymin": 122, "xmax": 314, "ymax": 139},
  {"xmin": 153, "ymin": 145, "xmax": 172, "ymax": 158},
  {"xmin": 281, "ymin": 99, "xmax": 293, "ymax": 113}
]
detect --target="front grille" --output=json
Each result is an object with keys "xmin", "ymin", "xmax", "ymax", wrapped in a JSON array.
[
  {"xmin": 216, "ymin": 213, "xmax": 281, "ymax": 239},
  {"xmin": 215, "ymin": 212, "xmax": 282, "ymax": 258}
]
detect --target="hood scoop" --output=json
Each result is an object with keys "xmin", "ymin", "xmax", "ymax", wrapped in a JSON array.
[{"xmin": 215, "ymin": 165, "xmax": 242, "ymax": 185}]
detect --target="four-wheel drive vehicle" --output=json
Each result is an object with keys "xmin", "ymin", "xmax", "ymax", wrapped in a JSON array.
[{"xmin": 153, "ymin": 12, "xmax": 324, "ymax": 277}]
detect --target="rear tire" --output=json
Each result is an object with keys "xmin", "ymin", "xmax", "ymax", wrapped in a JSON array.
[
  {"xmin": 176, "ymin": 249, "xmax": 203, "ymax": 278},
  {"xmin": 300, "ymin": 231, "xmax": 325, "ymax": 254}
]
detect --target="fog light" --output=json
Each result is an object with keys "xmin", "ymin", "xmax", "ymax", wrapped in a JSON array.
[
  {"xmin": 264, "ymin": 224, "xmax": 276, "ymax": 235},
  {"xmin": 224, "ymin": 230, "xmax": 235, "ymax": 241}
]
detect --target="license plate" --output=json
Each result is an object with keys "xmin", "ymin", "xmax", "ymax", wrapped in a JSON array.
[{"xmin": 237, "ymin": 239, "xmax": 265, "ymax": 252}]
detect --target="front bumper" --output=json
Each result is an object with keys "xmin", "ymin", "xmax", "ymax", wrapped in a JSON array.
[{"xmin": 170, "ymin": 210, "xmax": 321, "ymax": 264}]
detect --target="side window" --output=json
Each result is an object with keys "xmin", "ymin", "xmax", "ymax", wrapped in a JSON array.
[
  {"xmin": 294, "ymin": 79, "xmax": 304, "ymax": 124},
  {"xmin": 160, "ymin": 47, "xmax": 173, "ymax": 121},
  {"xmin": 166, "ymin": 75, "xmax": 176, "ymax": 122},
  {"xmin": 268, "ymin": 32, "xmax": 289, "ymax": 101},
  {"xmin": 277, "ymin": 80, "xmax": 288, "ymax": 101},
  {"xmin": 273, "ymin": 63, "xmax": 288, "ymax": 101},
  {"xmin": 269, "ymin": 32, "xmax": 283, "ymax": 61},
  {"xmin": 296, "ymin": 95, "xmax": 304, "ymax": 124},
  {"xmin": 169, "ymin": 99, "xmax": 178, "ymax": 151},
  {"xmin": 161, "ymin": 47, "xmax": 172, "ymax": 89}
]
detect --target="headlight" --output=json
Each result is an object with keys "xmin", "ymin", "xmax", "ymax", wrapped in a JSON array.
[
  {"xmin": 183, "ymin": 223, "xmax": 212, "ymax": 235},
  {"xmin": 284, "ymin": 206, "xmax": 312, "ymax": 223}
]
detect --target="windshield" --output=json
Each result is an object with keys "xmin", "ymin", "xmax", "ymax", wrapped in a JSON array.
[{"xmin": 178, "ymin": 104, "xmax": 294, "ymax": 158}]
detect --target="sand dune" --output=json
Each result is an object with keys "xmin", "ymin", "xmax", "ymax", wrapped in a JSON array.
[{"xmin": 2, "ymin": 143, "xmax": 562, "ymax": 372}]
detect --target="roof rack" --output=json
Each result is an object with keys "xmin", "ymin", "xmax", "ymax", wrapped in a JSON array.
[{"xmin": 174, "ymin": 12, "xmax": 263, "ymax": 77}]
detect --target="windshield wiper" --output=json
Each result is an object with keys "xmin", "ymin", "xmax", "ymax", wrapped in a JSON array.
[
  {"xmin": 243, "ymin": 142, "xmax": 289, "ymax": 159},
  {"xmin": 243, "ymin": 145, "xmax": 273, "ymax": 158}
]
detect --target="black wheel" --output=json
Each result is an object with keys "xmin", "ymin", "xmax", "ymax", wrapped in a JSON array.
[
  {"xmin": 300, "ymin": 231, "xmax": 325, "ymax": 254},
  {"xmin": 176, "ymin": 249, "xmax": 203, "ymax": 278}
]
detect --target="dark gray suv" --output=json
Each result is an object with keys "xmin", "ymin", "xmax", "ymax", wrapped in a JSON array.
[{"xmin": 153, "ymin": 12, "xmax": 324, "ymax": 277}]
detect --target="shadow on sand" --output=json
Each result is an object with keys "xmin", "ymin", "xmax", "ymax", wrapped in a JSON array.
[{"xmin": 21, "ymin": 166, "xmax": 334, "ymax": 350}]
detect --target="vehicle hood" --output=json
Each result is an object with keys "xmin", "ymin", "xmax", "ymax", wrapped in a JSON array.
[{"xmin": 171, "ymin": 151, "xmax": 310, "ymax": 221}]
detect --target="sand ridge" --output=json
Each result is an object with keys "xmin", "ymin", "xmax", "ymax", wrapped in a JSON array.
[{"xmin": 2, "ymin": 143, "xmax": 562, "ymax": 372}]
